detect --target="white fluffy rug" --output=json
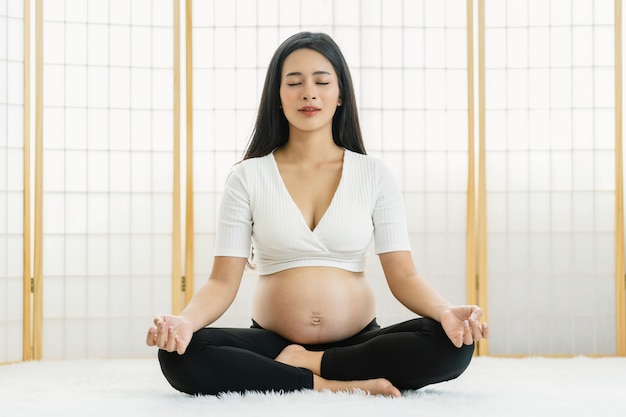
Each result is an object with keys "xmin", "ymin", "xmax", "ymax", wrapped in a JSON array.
[{"xmin": 1, "ymin": 356, "xmax": 624, "ymax": 417}]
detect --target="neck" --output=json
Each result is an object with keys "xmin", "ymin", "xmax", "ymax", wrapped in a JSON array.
[{"xmin": 280, "ymin": 130, "xmax": 342, "ymax": 163}]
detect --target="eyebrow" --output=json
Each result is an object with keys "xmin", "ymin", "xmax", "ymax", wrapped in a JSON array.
[{"xmin": 284, "ymin": 71, "xmax": 332, "ymax": 77}]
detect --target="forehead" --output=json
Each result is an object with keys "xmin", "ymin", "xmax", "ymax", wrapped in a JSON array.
[{"xmin": 282, "ymin": 48, "xmax": 336, "ymax": 76}]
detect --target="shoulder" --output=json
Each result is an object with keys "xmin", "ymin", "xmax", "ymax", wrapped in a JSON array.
[
  {"xmin": 222, "ymin": 155, "xmax": 274, "ymax": 198},
  {"xmin": 234, "ymin": 153, "xmax": 273, "ymax": 171},
  {"xmin": 226, "ymin": 153, "xmax": 273, "ymax": 180},
  {"xmin": 345, "ymin": 149, "xmax": 379, "ymax": 170},
  {"xmin": 345, "ymin": 150, "xmax": 394, "ymax": 181}
]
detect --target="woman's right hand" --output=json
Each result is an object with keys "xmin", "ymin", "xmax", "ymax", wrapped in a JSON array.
[{"xmin": 146, "ymin": 315, "xmax": 193, "ymax": 355}]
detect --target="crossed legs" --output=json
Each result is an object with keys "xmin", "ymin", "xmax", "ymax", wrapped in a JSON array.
[{"xmin": 157, "ymin": 318, "xmax": 474, "ymax": 396}]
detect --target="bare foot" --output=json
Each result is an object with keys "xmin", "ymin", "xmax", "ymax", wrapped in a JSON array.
[
  {"xmin": 275, "ymin": 344, "xmax": 322, "ymax": 375},
  {"xmin": 275, "ymin": 344, "xmax": 306, "ymax": 364},
  {"xmin": 314, "ymin": 375, "xmax": 401, "ymax": 398},
  {"xmin": 276, "ymin": 345, "xmax": 401, "ymax": 398}
]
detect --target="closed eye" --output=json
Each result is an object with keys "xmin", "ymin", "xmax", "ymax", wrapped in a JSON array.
[{"xmin": 286, "ymin": 82, "xmax": 330, "ymax": 86}]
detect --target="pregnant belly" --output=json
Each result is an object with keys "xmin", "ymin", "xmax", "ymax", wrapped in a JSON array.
[{"xmin": 252, "ymin": 267, "xmax": 376, "ymax": 344}]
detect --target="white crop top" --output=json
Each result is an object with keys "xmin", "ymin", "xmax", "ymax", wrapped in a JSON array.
[{"xmin": 214, "ymin": 149, "xmax": 411, "ymax": 275}]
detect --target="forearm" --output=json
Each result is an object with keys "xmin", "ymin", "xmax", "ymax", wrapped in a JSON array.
[
  {"xmin": 380, "ymin": 251, "xmax": 453, "ymax": 322},
  {"xmin": 390, "ymin": 274, "xmax": 453, "ymax": 322},
  {"xmin": 178, "ymin": 256, "xmax": 246, "ymax": 332},
  {"xmin": 178, "ymin": 278, "xmax": 239, "ymax": 332}
]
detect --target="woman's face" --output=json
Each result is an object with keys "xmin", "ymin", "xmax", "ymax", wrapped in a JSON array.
[{"xmin": 279, "ymin": 48, "xmax": 342, "ymax": 137}]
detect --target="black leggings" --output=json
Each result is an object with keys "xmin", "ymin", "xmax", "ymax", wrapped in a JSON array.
[{"xmin": 158, "ymin": 317, "xmax": 474, "ymax": 395}]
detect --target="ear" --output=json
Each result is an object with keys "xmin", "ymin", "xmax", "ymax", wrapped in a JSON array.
[{"xmin": 337, "ymin": 98, "xmax": 343, "ymax": 106}]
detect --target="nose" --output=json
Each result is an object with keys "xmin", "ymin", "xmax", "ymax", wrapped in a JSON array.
[{"xmin": 302, "ymin": 81, "xmax": 317, "ymax": 100}]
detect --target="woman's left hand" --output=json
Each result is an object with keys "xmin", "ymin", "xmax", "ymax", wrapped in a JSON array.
[{"xmin": 440, "ymin": 305, "xmax": 489, "ymax": 348}]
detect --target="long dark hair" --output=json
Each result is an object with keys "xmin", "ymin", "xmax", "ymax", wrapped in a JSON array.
[{"xmin": 243, "ymin": 32, "xmax": 365, "ymax": 160}]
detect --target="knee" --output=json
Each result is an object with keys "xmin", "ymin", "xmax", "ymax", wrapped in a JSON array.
[
  {"xmin": 157, "ymin": 349, "xmax": 197, "ymax": 395},
  {"xmin": 447, "ymin": 342, "xmax": 475, "ymax": 379},
  {"xmin": 158, "ymin": 345, "xmax": 222, "ymax": 396},
  {"xmin": 431, "ymin": 323, "xmax": 475, "ymax": 380},
  {"xmin": 421, "ymin": 318, "xmax": 475, "ymax": 380}
]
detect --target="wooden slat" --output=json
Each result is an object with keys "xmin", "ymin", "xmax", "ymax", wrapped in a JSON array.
[
  {"xmin": 476, "ymin": 0, "xmax": 489, "ymax": 356},
  {"xmin": 32, "ymin": 0, "xmax": 44, "ymax": 360},
  {"xmin": 615, "ymin": 0, "xmax": 626, "ymax": 356},
  {"xmin": 465, "ymin": 0, "xmax": 477, "ymax": 317},
  {"xmin": 171, "ymin": 0, "xmax": 183, "ymax": 314},
  {"xmin": 184, "ymin": 0, "xmax": 195, "ymax": 304},
  {"xmin": 22, "ymin": 0, "xmax": 32, "ymax": 362}
]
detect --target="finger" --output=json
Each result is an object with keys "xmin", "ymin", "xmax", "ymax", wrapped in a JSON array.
[
  {"xmin": 165, "ymin": 327, "xmax": 177, "ymax": 352},
  {"xmin": 463, "ymin": 320, "xmax": 473, "ymax": 345},
  {"xmin": 175, "ymin": 336, "xmax": 188, "ymax": 355},
  {"xmin": 146, "ymin": 328, "xmax": 157, "ymax": 346},
  {"xmin": 153, "ymin": 316, "xmax": 165, "ymax": 327},
  {"xmin": 155, "ymin": 322, "xmax": 168, "ymax": 348},
  {"xmin": 445, "ymin": 326, "xmax": 463, "ymax": 348},
  {"xmin": 452, "ymin": 324, "xmax": 466, "ymax": 348},
  {"xmin": 481, "ymin": 322, "xmax": 490, "ymax": 339},
  {"xmin": 469, "ymin": 308, "xmax": 483, "ymax": 321},
  {"xmin": 469, "ymin": 317, "xmax": 483, "ymax": 341}
]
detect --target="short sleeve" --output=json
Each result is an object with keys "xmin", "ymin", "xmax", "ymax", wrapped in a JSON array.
[
  {"xmin": 214, "ymin": 164, "xmax": 253, "ymax": 258},
  {"xmin": 372, "ymin": 161, "xmax": 411, "ymax": 254}
]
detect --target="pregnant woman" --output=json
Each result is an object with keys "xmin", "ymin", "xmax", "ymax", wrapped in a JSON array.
[{"xmin": 146, "ymin": 31, "xmax": 488, "ymax": 397}]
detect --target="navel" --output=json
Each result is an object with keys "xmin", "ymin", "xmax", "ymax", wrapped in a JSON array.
[{"xmin": 310, "ymin": 314, "xmax": 323, "ymax": 325}]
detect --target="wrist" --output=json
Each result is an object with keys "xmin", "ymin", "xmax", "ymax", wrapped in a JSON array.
[
  {"xmin": 178, "ymin": 313, "xmax": 199, "ymax": 332},
  {"xmin": 436, "ymin": 306, "xmax": 454, "ymax": 322}
]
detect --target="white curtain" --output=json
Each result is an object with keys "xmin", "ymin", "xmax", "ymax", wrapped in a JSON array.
[
  {"xmin": 40, "ymin": 0, "xmax": 174, "ymax": 359},
  {"xmin": 484, "ymin": 0, "xmax": 616, "ymax": 355},
  {"xmin": 0, "ymin": 0, "xmax": 25, "ymax": 363}
]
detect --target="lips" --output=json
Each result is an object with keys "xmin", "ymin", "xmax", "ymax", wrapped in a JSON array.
[{"xmin": 298, "ymin": 106, "xmax": 321, "ymax": 116}]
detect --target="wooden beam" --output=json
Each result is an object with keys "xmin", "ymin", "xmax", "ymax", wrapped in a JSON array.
[
  {"xmin": 172, "ymin": 0, "xmax": 183, "ymax": 314},
  {"xmin": 184, "ymin": 0, "xmax": 195, "ymax": 304},
  {"xmin": 33, "ymin": 0, "xmax": 44, "ymax": 360},
  {"xmin": 465, "ymin": 0, "xmax": 477, "ymax": 314},
  {"xmin": 22, "ymin": 0, "xmax": 32, "ymax": 362},
  {"xmin": 615, "ymin": 0, "xmax": 626, "ymax": 356},
  {"xmin": 465, "ymin": 0, "xmax": 481, "ymax": 355},
  {"xmin": 476, "ymin": 0, "xmax": 489, "ymax": 356}
]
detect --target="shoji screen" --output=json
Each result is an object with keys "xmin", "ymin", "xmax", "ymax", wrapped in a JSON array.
[
  {"xmin": 191, "ymin": 0, "xmax": 471, "ymax": 327},
  {"xmin": 40, "ymin": 0, "xmax": 174, "ymax": 359},
  {"xmin": 0, "ymin": 0, "xmax": 25, "ymax": 363},
  {"xmin": 483, "ymin": 0, "xmax": 617, "ymax": 355}
]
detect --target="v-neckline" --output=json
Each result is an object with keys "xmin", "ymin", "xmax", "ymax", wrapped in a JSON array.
[{"xmin": 271, "ymin": 149, "xmax": 346, "ymax": 233}]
